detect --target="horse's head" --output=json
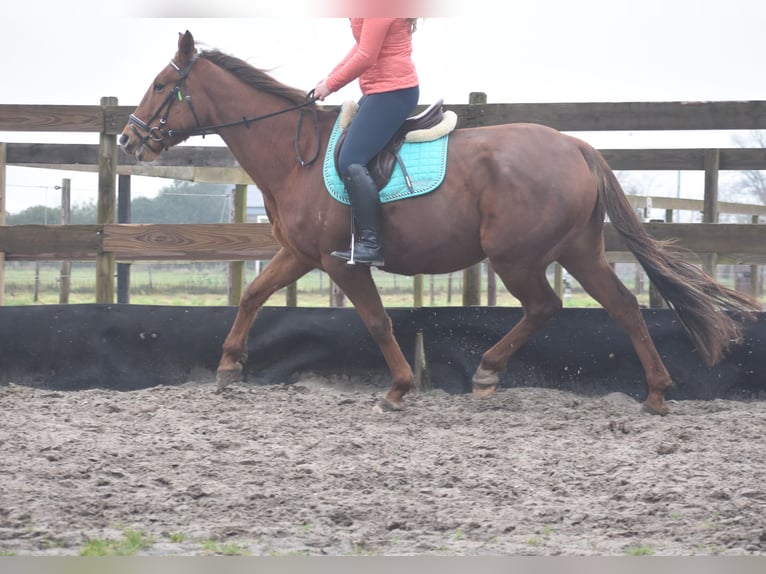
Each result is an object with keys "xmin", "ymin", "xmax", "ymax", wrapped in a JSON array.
[{"xmin": 120, "ymin": 30, "xmax": 203, "ymax": 162}]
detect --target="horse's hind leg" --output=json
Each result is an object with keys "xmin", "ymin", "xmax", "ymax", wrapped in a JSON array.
[
  {"xmin": 216, "ymin": 248, "xmax": 312, "ymax": 392},
  {"xmin": 560, "ymin": 252, "xmax": 673, "ymax": 415},
  {"xmin": 474, "ymin": 261, "xmax": 563, "ymax": 397}
]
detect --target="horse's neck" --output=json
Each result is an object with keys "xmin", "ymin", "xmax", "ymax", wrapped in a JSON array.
[
  {"xmin": 216, "ymin": 113, "xmax": 297, "ymax": 193},
  {"xmin": 209, "ymin": 90, "xmax": 326, "ymax": 199}
]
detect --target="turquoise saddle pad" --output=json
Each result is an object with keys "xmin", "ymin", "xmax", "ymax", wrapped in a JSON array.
[{"xmin": 322, "ymin": 114, "xmax": 450, "ymax": 205}]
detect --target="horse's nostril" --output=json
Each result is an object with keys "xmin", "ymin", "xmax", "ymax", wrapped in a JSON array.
[{"xmin": 119, "ymin": 133, "xmax": 129, "ymax": 147}]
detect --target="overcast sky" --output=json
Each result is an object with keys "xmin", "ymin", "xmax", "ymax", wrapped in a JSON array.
[{"xmin": 2, "ymin": 0, "xmax": 764, "ymax": 213}]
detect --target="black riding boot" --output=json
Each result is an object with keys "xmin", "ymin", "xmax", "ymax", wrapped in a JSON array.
[{"xmin": 332, "ymin": 163, "xmax": 385, "ymax": 266}]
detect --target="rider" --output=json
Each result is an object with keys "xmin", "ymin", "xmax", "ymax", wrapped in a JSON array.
[{"xmin": 314, "ymin": 18, "xmax": 420, "ymax": 266}]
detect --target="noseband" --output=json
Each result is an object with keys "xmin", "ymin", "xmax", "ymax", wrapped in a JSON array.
[
  {"xmin": 127, "ymin": 52, "xmax": 320, "ymax": 165},
  {"xmin": 128, "ymin": 53, "xmax": 204, "ymax": 153}
]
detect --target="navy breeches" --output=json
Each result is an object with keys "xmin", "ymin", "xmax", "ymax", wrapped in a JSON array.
[{"xmin": 337, "ymin": 85, "xmax": 420, "ymax": 178}]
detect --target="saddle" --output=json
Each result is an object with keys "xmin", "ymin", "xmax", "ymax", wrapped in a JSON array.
[{"xmin": 334, "ymin": 99, "xmax": 455, "ymax": 191}]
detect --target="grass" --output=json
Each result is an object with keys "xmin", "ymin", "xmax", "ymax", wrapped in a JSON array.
[
  {"xmin": 703, "ymin": 513, "xmax": 720, "ymax": 531},
  {"xmin": 3, "ymin": 261, "xmax": 669, "ymax": 308},
  {"xmin": 5, "ymin": 260, "xmax": 759, "ymax": 310},
  {"xmin": 267, "ymin": 549, "xmax": 310, "ymax": 556},
  {"xmin": 79, "ymin": 529, "xmax": 154, "ymax": 556},
  {"xmin": 78, "ymin": 531, "xmax": 253, "ymax": 556},
  {"xmin": 200, "ymin": 540, "xmax": 251, "ymax": 556},
  {"xmin": 626, "ymin": 545, "xmax": 655, "ymax": 556},
  {"xmin": 697, "ymin": 544, "xmax": 726, "ymax": 555}
]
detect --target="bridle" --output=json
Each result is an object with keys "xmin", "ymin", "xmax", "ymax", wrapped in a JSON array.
[{"xmin": 127, "ymin": 52, "xmax": 321, "ymax": 166}]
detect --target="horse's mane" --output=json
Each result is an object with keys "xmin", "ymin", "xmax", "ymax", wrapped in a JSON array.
[{"xmin": 200, "ymin": 49, "xmax": 308, "ymax": 105}]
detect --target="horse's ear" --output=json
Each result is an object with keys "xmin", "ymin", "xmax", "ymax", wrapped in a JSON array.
[{"xmin": 178, "ymin": 30, "xmax": 195, "ymax": 59}]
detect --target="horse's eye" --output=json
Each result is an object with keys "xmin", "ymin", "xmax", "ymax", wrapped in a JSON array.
[{"xmin": 153, "ymin": 82, "xmax": 165, "ymax": 92}]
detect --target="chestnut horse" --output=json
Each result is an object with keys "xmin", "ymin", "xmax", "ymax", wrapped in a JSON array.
[{"xmin": 120, "ymin": 31, "xmax": 759, "ymax": 415}]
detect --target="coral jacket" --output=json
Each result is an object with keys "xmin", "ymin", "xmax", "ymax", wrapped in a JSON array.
[{"xmin": 326, "ymin": 18, "xmax": 419, "ymax": 95}]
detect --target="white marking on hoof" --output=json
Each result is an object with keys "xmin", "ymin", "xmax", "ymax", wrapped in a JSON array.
[
  {"xmin": 472, "ymin": 366, "xmax": 499, "ymax": 398},
  {"xmin": 373, "ymin": 398, "xmax": 403, "ymax": 413},
  {"xmin": 214, "ymin": 368, "xmax": 242, "ymax": 394}
]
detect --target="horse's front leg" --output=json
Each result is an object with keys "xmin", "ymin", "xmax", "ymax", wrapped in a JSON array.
[
  {"xmin": 326, "ymin": 260, "xmax": 413, "ymax": 410},
  {"xmin": 216, "ymin": 248, "xmax": 312, "ymax": 392}
]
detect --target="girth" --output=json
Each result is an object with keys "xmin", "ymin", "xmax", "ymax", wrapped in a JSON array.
[{"xmin": 334, "ymin": 99, "xmax": 446, "ymax": 191}]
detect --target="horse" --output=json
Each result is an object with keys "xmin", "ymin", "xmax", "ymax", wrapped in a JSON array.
[{"xmin": 120, "ymin": 31, "xmax": 760, "ymax": 415}]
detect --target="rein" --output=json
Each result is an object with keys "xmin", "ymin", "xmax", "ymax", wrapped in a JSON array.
[{"xmin": 128, "ymin": 54, "xmax": 321, "ymax": 167}]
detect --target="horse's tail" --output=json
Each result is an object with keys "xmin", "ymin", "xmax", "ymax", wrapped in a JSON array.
[{"xmin": 578, "ymin": 143, "xmax": 760, "ymax": 366}]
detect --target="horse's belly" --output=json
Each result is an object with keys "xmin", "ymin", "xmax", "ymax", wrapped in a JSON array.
[{"xmin": 382, "ymin": 225, "xmax": 484, "ymax": 276}]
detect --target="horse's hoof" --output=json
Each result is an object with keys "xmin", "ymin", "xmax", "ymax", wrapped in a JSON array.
[
  {"xmin": 215, "ymin": 368, "xmax": 242, "ymax": 394},
  {"xmin": 372, "ymin": 397, "xmax": 404, "ymax": 413},
  {"xmin": 641, "ymin": 400, "xmax": 669, "ymax": 416},
  {"xmin": 472, "ymin": 384, "xmax": 498, "ymax": 399},
  {"xmin": 472, "ymin": 366, "xmax": 500, "ymax": 398}
]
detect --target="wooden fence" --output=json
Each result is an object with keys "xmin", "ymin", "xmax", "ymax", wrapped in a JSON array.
[{"xmin": 2, "ymin": 97, "xmax": 766, "ymax": 306}]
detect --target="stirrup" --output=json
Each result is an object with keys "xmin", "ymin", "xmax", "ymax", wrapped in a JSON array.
[
  {"xmin": 333, "ymin": 221, "xmax": 385, "ymax": 266},
  {"xmin": 331, "ymin": 234, "xmax": 384, "ymax": 266},
  {"xmin": 331, "ymin": 247, "xmax": 384, "ymax": 267},
  {"xmin": 331, "ymin": 230, "xmax": 359, "ymax": 265},
  {"xmin": 331, "ymin": 249, "xmax": 358, "ymax": 265}
]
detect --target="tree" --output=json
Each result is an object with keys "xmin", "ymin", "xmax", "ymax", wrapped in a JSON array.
[
  {"xmin": 130, "ymin": 181, "xmax": 231, "ymax": 223},
  {"xmin": 729, "ymin": 131, "xmax": 766, "ymax": 205},
  {"xmin": 7, "ymin": 181, "xmax": 232, "ymax": 224},
  {"xmin": 7, "ymin": 200, "xmax": 97, "ymax": 225}
]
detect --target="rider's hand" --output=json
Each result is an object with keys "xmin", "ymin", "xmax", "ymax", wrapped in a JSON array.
[{"xmin": 314, "ymin": 79, "xmax": 331, "ymax": 101}]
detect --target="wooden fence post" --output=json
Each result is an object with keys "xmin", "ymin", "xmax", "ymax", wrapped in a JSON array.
[
  {"xmin": 429, "ymin": 275, "xmax": 435, "ymax": 305},
  {"xmin": 96, "ymin": 97, "xmax": 118, "ymax": 303},
  {"xmin": 751, "ymin": 215, "xmax": 761, "ymax": 299},
  {"xmin": 702, "ymin": 149, "xmax": 720, "ymax": 275},
  {"xmin": 553, "ymin": 263, "xmax": 564, "ymax": 299},
  {"xmin": 648, "ymin": 277, "xmax": 666, "ymax": 308},
  {"xmin": 229, "ymin": 184, "xmax": 246, "ymax": 306},
  {"xmin": 648, "ymin": 210, "xmax": 669, "ymax": 308},
  {"xmin": 285, "ymin": 281, "xmax": 298, "ymax": 306},
  {"xmin": 116, "ymin": 174, "xmax": 131, "ymax": 304},
  {"xmin": 59, "ymin": 178, "xmax": 71, "ymax": 304},
  {"xmin": 487, "ymin": 264, "xmax": 496, "ymax": 306},
  {"xmin": 413, "ymin": 274, "xmax": 423, "ymax": 308},
  {"xmin": 0, "ymin": 142, "xmax": 5, "ymax": 306},
  {"xmin": 330, "ymin": 279, "xmax": 345, "ymax": 307},
  {"xmin": 462, "ymin": 92, "xmax": 487, "ymax": 306},
  {"xmin": 411, "ymin": 271, "xmax": 430, "ymax": 391},
  {"xmin": 463, "ymin": 265, "xmax": 482, "ymax": 306}
]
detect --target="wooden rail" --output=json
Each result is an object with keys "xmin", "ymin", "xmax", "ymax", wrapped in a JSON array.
[
  {"xmin": 3, "ymin": 100, "xmax": 766, "ymax": 134},
  {"xmin": 6, "ymin": 143, "xmax": 766, "ymax": 188},
  {"xmin": 2, "ymin": 222, "xmax": 765, "ymax": 265},
  {"xmin": 3, "ymin": 99, "xmax": 766, "ymax": 305}
]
